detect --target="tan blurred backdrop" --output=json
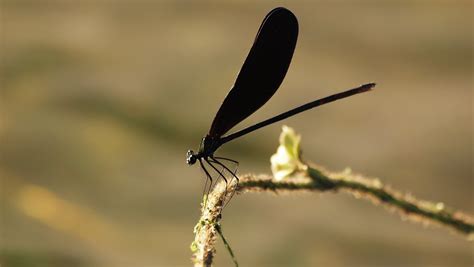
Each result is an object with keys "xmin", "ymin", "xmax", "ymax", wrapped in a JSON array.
[{"xmin": 1, "ymin": 1, "xmax": 472, "ymax": 266}]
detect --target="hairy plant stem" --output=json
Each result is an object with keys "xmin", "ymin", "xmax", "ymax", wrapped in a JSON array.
[
  {"xmin": 191, "ymin": 165, "xmax": 474, "ymax": 266},
  {"xmin": 237, "ymin": 166, "xmax": 474, "ymax": 236},
  {"xmin": 191, "ymin": 181, "xmax": 238, "ymax": 267}
]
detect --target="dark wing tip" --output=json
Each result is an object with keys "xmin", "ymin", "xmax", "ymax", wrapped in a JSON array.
[
  {"xmin": 270, "ymin": 7, "xmax": 295, "ymax": 15},
  {"xmin": 267, "ymin": 7, "xmax": 298, "ymax": 24},
  {"xmin": 260, "ymin": 7, "xmax": 298, "ymax": 29},
  {"xmin": 270, "ymin": 7, "xmax": 292, "ymax": 13}
]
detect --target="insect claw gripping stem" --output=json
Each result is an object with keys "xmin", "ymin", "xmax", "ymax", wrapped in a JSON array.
[
  {"xmin": 205, "ymin": 159, "xmax": 230, "ymax": 213},
  {"xmin": 210, "ymin": 157, "xmax": 240, "ymax": 208},
  {"xmin": 211, "ymin": 160, "xmax": 238, "ymax": 209}
]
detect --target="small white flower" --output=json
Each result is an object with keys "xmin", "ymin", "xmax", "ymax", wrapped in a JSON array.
[{"xmin": 270, "ymin": 126, "xmax": 302, "ymax": 180}]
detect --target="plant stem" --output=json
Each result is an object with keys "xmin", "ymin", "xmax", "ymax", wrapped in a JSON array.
[
  {"xmin": 237, "ymin": 166, "xmax": 474, "ymax": 237},
  {"xmin": 191, "ymin": 165, "xmax": 474, "ymax": 266}
]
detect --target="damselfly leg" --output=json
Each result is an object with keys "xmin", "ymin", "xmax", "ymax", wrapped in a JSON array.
[
  {"xmin": 198, "ymin": 158, "xmax": 214, "ymax": 209},
  {"xmin": 205, "ymin": 158, "xmax": 232, "ymax": 212},
  {"xmin": 209, "ymin": 156, "xmax": 240, "ymax": 208}
]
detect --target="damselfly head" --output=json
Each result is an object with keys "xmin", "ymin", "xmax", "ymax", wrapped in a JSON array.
[{"xmin": 186, "ymin": 150, "xmax": 197, "ymax": 165}]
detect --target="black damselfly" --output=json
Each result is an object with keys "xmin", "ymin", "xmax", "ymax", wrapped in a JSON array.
[{"xmin": 186, "ymin": 7, "xmax": 375, "ymax": 199}]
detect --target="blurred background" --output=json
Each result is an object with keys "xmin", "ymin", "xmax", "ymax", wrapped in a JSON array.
[{"xmin": 1, "ymin": 1, "xmax": 472, "ymax": 266}]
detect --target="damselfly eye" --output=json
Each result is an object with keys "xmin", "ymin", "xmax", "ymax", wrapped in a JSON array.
[{"xmin": 186, "ymin": 150, "xmax": 197, "ymax": 165}]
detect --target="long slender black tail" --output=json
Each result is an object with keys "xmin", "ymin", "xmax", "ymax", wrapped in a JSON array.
[{"xmin": 220, "ymin": 83, "xmax": 375, "ymax": 144}]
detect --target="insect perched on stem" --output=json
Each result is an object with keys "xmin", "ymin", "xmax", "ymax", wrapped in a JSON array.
[{"xmin": 186, "ymin": 7, "xmax": 375, "ymax": 199}]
